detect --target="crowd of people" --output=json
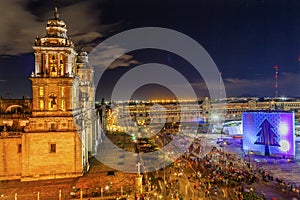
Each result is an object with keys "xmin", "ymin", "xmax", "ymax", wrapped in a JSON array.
[
  {"xmin": 181, "ymin": 147, "xmax": 260, "ymax": 199},
  {"xmin": 179, "ymin": 137, "xmax": 300, "ymax": 200}
]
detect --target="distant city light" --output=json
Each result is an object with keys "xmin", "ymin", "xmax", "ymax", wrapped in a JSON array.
[{"xmin": 280, "ymin": 96, "xmax": 287, "ymax": 101}]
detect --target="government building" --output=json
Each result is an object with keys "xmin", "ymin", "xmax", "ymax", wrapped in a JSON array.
[{"xmin": 0, "ymin": 8, "xmax": 100, "ymax": 181}]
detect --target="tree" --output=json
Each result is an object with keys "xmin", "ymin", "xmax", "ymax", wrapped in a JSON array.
[{"xmin": 254, "ymin": 119, "xmax": 280, "ymax": 156}]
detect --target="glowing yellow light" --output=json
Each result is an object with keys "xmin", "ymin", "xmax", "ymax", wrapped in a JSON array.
[
  {"xmin": 39, "ymin": 100, "xmax": 44, "ymax": 110},
  {"xmin": 61, "ymin": 87, "xmax": 65, "ymax": 97},
  {"xmin": 39, "ymin": 87, "xmax": 44, "ymax": 97},
  {"xmin": 61, "ymin": 99, "xmax": 65, "ymax": 111}
]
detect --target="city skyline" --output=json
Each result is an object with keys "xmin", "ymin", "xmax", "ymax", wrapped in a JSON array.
[
  {"xmin": 0, "ymin": 0, "xmax": 300, "ymax": 99},
  {"xmin": 1, "ymin": 2, "xmax": 300, "ymax": 198}
]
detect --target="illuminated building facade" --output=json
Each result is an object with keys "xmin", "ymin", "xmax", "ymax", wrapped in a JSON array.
[
  {"xmin": 108, "ymin": 100, "xmax": 203, "ymax": 133},
  {"xmin": 0, "ymin": 8, "xmax": 99, "ymax": 181},
  {"xmin": 106, "ymin": 97, "xmax": 300, "ymax": 134},
  {"xmin": 214, "ymin": 97, "xmax": 300, "ymax": 121}
]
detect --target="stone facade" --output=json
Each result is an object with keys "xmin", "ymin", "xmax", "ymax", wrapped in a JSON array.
[
  {"xmin": 0, "ymin": 7, "xmax": 100, "ymax": 181},
  {"xmin": 0, "ymin": 135, "xmax": 22, "ymax": 180},
  {"xmin": 0, "ymin": 97, "xmax": 31, "ymax": 114}
]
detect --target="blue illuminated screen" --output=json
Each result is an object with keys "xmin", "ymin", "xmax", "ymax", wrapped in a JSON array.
[{"xmin": 242, "ymin": 111, "xmax": 295, "ymax": 157}]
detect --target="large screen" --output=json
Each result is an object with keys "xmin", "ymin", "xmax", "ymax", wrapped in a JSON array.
[{"xmin": 242, "ymin": 111, "xmax": 295, "ymax": 157}]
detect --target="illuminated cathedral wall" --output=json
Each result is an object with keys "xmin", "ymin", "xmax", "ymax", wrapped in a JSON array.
[{"xmin": 242, "ymin": 111, "xmax": 295, "ymax": 157}]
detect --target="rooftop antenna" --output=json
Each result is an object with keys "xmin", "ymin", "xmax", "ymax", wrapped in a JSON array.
[{"xmin": 274, "ymin": 65, "xmax": 279, "ymax": 98}]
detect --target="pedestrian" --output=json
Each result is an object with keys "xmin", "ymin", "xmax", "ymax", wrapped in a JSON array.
[{"xmin": 261, "ymin": 190, "xmax": 266, "ymax": 199}]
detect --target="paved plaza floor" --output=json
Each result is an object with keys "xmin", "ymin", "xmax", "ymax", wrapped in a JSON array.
[{"xmin": 0, "ymin": 158, "xmax": 136, "ymax": 200}]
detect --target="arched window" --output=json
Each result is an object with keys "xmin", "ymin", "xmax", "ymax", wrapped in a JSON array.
[
  {"xmin": 39, "ymin": 87, "xmax": 44, "ymax": 97},
  {"xmin": 49, "ymin": 54, "xmax": 58, "ymax": 77},
  {"xmin": 48, "ymin": 94, "xmax": 57, "ymax": 110},
  {"xmin": 61, "ymin": 99, "xmax": 65, "ymax": 111},
  {"xmin": 39, "ymin": 100, "xmax": 44, "ymax": 110},
  {"xmin": 61, "ymin": 87, "xmax": 65, "ymax": 97},
  {"xmin": 59, "ymin": 54, "xmax": 65, "ymax": 76}
]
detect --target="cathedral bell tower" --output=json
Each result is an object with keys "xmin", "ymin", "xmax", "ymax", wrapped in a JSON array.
[
  {"xmin": 21, "ymin": 7, "xmax": 88, "ymax": 181},
  {"xmin": 31, "ymin": 7, "xmax": 79, "ymax": 116}
]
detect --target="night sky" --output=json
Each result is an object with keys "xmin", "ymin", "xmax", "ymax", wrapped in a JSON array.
[{"xmin": 0, "ymin": 0, "xmax": 300, "ymax": 100}]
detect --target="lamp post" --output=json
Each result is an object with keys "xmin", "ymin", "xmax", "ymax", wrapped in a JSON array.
[
  {"xmin": 219, "ymin": 141, "xmax": 227, "ymax": 168},
  {"xmin": 163, "ymin": 135, "xmax": 166, "ymax": 200},
  {"xmin": 101, "ymin": 187, "xmax": 104, "ymax": 197},
  {"xmin": 59, "ymin": 190, "xmax": 61, "ymax": 200},
  {"xmin": 154, "ymin": 192, "xmax": 158, "ymax": 200},
  {"xmin": 80, "ymin": 189, "xmax": 83, "ymax": 200},
  {"xmin": 136, "ymin": 162, "xmax": 143, "ymax": 194},
  {"xmin": 248, "ymin": 150, "xmax": 254, "ymax": 170}
]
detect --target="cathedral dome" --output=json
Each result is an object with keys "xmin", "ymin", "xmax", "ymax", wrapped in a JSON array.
[
  {"xmin": 47, "ymin": 18, "xmax": 66, "ymax": 29},
  {"xmin": 76, "ymin": 48, "xmax": 92, "ymax": 68},
  {"xmin": 45, "ymin": 7, "xmax": 68, "ymax": 39},
  {"xmin": 35, "ymin": 7, "xmax": 74, "ymax": 47}
]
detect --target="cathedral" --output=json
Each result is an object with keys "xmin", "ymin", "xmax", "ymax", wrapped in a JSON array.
[{"xmin": 0, "ymin": 8, "xmax": 100, "ymax": 181}]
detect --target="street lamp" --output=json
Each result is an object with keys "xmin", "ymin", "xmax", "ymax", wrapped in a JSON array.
[
  {"xmin": 248, "ymin": 150, "xmax": 254, "ymax": 170},
  {"xmin": 59, "ymin": 190, "xmax": 61, "ymax": 200},
  {"xmin": 100, "ymin": 187, "xmax": 104, "ymax": 197},
  {"xmin": 162, "ymin": 135, "xmax": 166, "ymax": 200},
  {"xmin": 154, "ymin": 192, "xmax": 158, "ymax": 200}
]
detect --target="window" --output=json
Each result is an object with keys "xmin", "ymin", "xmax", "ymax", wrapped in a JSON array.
[
  {"xmin": 39, "ymin": 100, "xmax": 44, "ymax": 110},
  {"xmin": 17, "ymin": 144, "xmax": 22, "ymax": 153},
  {"xmin": 50, "ymin": 123, "xmax": 56, "ymax": 131},
  {"xmin": 48, "ymin": 101, "xmax": 52, "ymax": 110},
  {"xmin": 61, "ymin": 87, "xmax": 65, "ymax": 97},
  {"xmin": 59, "ymin": 54, "xmax": 65, "ymax": 76},
  {"xmin": 48, "ymin": 95, "xmax": 57, "ymax": 110},
  {"xmin": 61, "ymin": 99, "xmax": 65, "ymax": 111},
  {"xmin": 50, "ymin": 143, "xmax": 56, "ymax": 153},
  {"xmin": 39, "ymin": 87, "xmax": 44, "ymax": 97}
]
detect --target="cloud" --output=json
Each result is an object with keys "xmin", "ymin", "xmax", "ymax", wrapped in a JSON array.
[
  {"xmin": 224, "ymin": 77, "xmax": 270, "ymax": 88},
  {"xmin": 108, "ymin": 54, "xmax": 140, "ymax": 69},
  {"xmin": 0, "ymin": 0, "xmax": 44, "ymax": 55},
  {"xmin": 73, "ymin": 32, "xmax": 102, "ymax": 43},
  {"xmin": 188, "ymin": 72, "xmax": 300, "ymax": 98},
  {"xmin": 56, "ymin": 1, "xmax": 106, "ymax": 48},
  {"xmin": 0, "ymin": 0, "xmax": 116, "ymax": 55},
  {"xmin": 89, "ymin": 44, "xmax": 140, "ymax": 70},
  {"xmin": 0, "ymin": 0, "xmax": 139, "ymax": 68},
  {"xmin": 223, "ymin": 72, "xmax": 300, "ymax": 97}
]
